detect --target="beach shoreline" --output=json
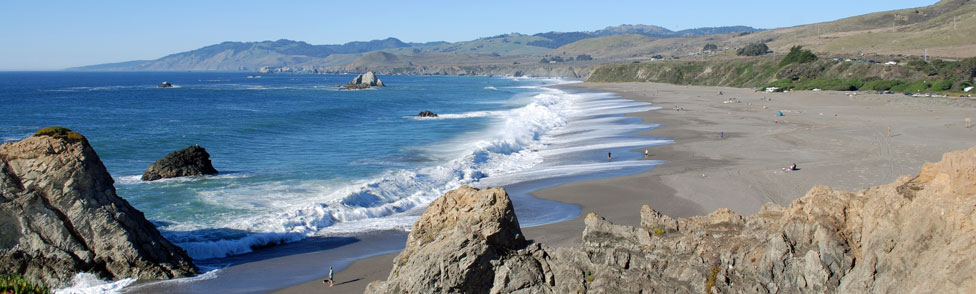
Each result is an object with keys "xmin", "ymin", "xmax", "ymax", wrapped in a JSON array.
[{"xmin": 280, "ymin": 81, "xmax": 976, "ymax": 293}]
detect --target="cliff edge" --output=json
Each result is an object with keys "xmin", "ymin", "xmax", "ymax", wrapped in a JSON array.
[
  {"xmin": 0, "ymin": 127, "xmax": 197, "ymax": 287},
  {"xmin": 367, "ymin": 146, "xmax": 976, "ymax": 293}
]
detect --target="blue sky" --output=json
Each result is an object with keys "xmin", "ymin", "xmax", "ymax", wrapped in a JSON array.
[{"xmin": 0, "ymin": 0, "xmax": 938, "ymax": 70}]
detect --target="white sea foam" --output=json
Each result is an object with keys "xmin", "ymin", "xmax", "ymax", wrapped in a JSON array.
[
  {"xmin": 54, "ymin": 273, "xmax": 136, "ymax": 294},
  {"xmin": 115, "ymin": 173, "xmax": 251, "ymax": 185},
  {"xmin": 484, "ymin": 86, "xmax": 497, "ymax": 90},
  {"xmin": 160, "ymin": 78, "xmax": 666, "ymax": 260}
]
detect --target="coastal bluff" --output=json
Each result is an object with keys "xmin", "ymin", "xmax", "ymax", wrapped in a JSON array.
[
  {"xmin": 367, "ymin": 147, "xmax": 976, "ymax": 293},
  {"xmin": 0, "ymin": 128, "xmax": 197, "ymax": 287}
]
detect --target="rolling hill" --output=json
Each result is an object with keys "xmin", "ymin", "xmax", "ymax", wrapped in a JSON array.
[{"xmin": 71, "ymin": 25, "xmax": 759, "ymax": 71}]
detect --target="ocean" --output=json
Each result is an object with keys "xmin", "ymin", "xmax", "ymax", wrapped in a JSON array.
[{"xmin": 0, "ymin": 71, "xmax": 669, "ymax": 292}]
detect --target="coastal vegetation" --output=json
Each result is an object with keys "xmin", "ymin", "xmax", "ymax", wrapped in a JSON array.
[
  {"xmin": 736, "ymin": 43, "xmax": 769, "ymax": 56},
  {"xmin": 588, "ymin": 52, "xmax": 976, "ymax": 95},
  {"xmin": 0, "ymin": 274, "xmax": 50, "ymax": 294},
  {"xmin": 33, "ymin": 126, "xmax": 85, "ymax": 143}
]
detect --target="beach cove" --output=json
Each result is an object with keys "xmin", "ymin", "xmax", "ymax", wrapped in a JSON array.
[{"xmin": 279, "ymin": 81, "xmax": 976, "ymax": 293}]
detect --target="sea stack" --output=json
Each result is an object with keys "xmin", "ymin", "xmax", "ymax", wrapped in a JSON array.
[
  {"xmin": 158, "ymin": 81, "xmax": 173, "ymax": 88},
  {"xmin": 0, "ymin": 127, "xmax": 197, "ymax": 287},
  {"xmin": 344, "ymin": 71, "xmax": 385, "ymax": 89},
  {"xmin": 142, "ymin": 145, "xmax": 219, "ymax": 181}
]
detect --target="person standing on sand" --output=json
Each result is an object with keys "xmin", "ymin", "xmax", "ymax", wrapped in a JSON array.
[
  {"xmin": 608, "ymin": 152, "xmax": 612, "ymax": 161},
  {"xmin": 644, "ymin": 149, "xmax": 649, "ymax": 157}
]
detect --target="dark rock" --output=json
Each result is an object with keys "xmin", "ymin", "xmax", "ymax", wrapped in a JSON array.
[
  {"xmin": 158, "ymin": 81, "xmax": 173, "ymax": 88},
  {"xmin": 141, "ymin": 145, "xmax": 218, "ymax": 181},
  {"xmin": 417, "ymin": 110, "xmax": 438, "ymax": 117},
  {"xmin": 0, "ymin": 128, "xmax": 197, "ymax": 287},
  {"xmin": 343, "ymin": 72, "xmax": 385, "ymax": 90}
]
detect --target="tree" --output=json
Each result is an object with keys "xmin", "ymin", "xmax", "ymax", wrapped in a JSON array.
[
  {"xmin": 737, "ymin": 43, "xmax": 769, "ymax": 56},
  {"xmin": 576, "ymin": 54, "xmax": 593, "ymax": 61},
  {"xmin": 779, "ymin": 46, "xmax": 817, "ymax": 66},
  {"xmin": 703, "ymin": 44, "xmax": 719, "ymax": 52},
  {"xmin": 539, "ymin": 58, "xmax": 550, "ymax": 63}
]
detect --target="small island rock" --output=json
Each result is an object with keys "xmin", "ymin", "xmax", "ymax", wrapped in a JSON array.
[
  {"xmin": 142, "ymin": 145, "xmax": 219, "ymax": 181},
  {"xmin": 344, "ymin": 72, "xmax": 385, "ymax": 89},
  {"xmin": 417, "ymin": 110, "xmax": 438, "ymax": 117},
  {"xmin": 158, "ymin": 81, "xmax": 174, "ymax": 88}
]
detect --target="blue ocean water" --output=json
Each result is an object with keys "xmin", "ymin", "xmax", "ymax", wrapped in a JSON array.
[{"xmin": 0, "ymin": 72, "xmax": 669, "ymax": 267}]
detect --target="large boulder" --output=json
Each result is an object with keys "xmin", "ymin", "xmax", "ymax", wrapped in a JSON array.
[
  {"xmin": 344, "ymin": 71, "xmax": 385, "ymax": 89},
  {"xmin": 369, "ymin": 146, "xmax": 976, "ymax": 293},
  {"xmin": 0, "ymin": 127, "xmax": 197, "ymax": 287},
  {"xmin": 141, "ymin": 145, "xmax": 218, "ymax": 181},
  {"xmin": 366, "ymin": 186, "xmax": 529, "ymax": 293}
]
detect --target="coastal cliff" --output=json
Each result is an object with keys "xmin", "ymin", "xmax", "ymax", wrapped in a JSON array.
[
  {"xmin": 367, "ymin": 146, "xmax": 976, "ymax": 293},
  {"xmin": 0, "ymin": 128, "xmax": 197, "ymax": 287}
]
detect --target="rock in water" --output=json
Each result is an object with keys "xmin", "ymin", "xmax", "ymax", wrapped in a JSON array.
[
  {"xmin": 417, "ymin": 110, "xmax": 438, "ymax": 117},
  {"xmin": 141, "ymin": 145, "xmax": 218, "ymax": 181},
  {"xmin": 158, "ymin": 81, "xmax": 173, "ymax": 88},
  {"xmin": 369, "ymin": 147, "xmax": 976, "ymax": 293},
  {"xmin": 0, "ymin": 127, "xmax": 197, "ymax": 287},
  {"xmin": 344, "ymin": 71, "xmax": 385, "ymax": 89}
]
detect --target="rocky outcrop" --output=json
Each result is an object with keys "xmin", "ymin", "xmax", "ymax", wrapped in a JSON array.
[
  {"xmin": 344, "ymin": 72, "xmax": 385, "ymax": 89},
  {"xmin": 141, "ymin": 145, "xmax": 218, "ymax": 181},
  {"xmin": 157, "ymin": 81, "xmax": 173, "ymax": 88},
  {"xmin": 417, "ymin": 110, "xmax": 438, "ymax": 118},
  {"xmin": 368, "ymin": 146, "xmax": 976, "ymax": 293},
  {"xmin": 0, "ymin": 127, "xmax": 197, "ymax": 287}
]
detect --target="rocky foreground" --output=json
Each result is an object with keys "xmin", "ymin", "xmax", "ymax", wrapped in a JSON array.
[
  {"xmin": 0, "ymin": 128, "xmax": 197, "ymax": 287},
  {"xmin": 367, "ymin": 147, "xmax": 976, "ymax": 293}
]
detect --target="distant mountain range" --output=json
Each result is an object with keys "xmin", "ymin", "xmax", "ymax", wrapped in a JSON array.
[{"xmin": 71, "ymin": 25, "xmax": 760, "ymax": 71}]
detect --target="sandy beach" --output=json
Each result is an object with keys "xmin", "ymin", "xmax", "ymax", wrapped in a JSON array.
[{"xmin": 277, "ymin": 82, "xmax": 976, "ymax": 293}]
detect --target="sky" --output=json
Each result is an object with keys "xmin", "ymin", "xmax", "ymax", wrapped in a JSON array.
[{"xmin": 0, "ymin": 0, "xmax": 939, "ymax": 70}]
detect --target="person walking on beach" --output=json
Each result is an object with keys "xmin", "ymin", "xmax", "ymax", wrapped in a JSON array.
[
  {"xmin": 608, "ymin": 152, "xmax": 612, "ymax": 161},
  {"xmin": 323, "ymin": 266, "xmax": 334, "ymax": 287},
  {"xmin": 644, "ymin": 149, "xmax": 649, "ymax": 157}
]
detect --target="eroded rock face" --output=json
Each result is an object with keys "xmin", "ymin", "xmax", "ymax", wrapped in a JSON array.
[
  {"xmin": 0, "ymin": 131, "xmax": 197, "ymax": 287},
  {"xmin": 368, "ymin": 147, "xmax": 976, "ymax": 293},
  {"xmin": 344, "ymin": 71, "xmax": 386, "ymax": 89},
  {"xmin": 141, "ymin": 145, "xmax": 218, "ymax": 181}
]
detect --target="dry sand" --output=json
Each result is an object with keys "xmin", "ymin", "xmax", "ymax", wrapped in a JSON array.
[{"xmin": 277, "ymin": 82, "xmax": 976, "ymax": 293}]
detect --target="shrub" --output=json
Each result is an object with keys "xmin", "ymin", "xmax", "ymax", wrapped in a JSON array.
[
  {"xmin": 779, "ymin": 46, "xmax": 817, "ymax": 66},
  {"xmin": 930, "ymin": 79, "xmax": 953, "ymax": 91},
  {"xmin": 703, "ymin": 43, "xmax": 719, "ymax": 52},
  {"xmin": 961, "ymin": 57, "xmax": 976, "ymax": 80},
  {"xmin": 652, "ymin": 228, "xmax": 666, "ymax": 235},
  {"xmin": 539, "ymin": 58, "xmax": 550, "ymax": 64},
  {"xmin": 34, "ymin": 126, "xmax": 85, "ymax": 143},
  {"xmin": 737, "ymin": 43, "xmax": 769, "ymax": 56},
  {"xmin": 795, "ymin": 78, "xmax": 862, "ymax": 91},
  {"xmin": 863, "ymin": 79, "xmax": 904, "ymax": 91},
  {"xmin": 576, "ymin": 54, "xmax": 593, "ymax": 61},
  {"xmin": 891, "ymin": 80, "xmax": 932, "ymax": 93},
  {"xmin": 1, "ymin": 274, "xmax": 51, "ymax": 294}
]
